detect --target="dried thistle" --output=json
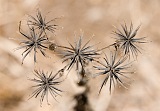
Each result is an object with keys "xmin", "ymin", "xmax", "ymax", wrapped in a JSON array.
[
  {"xmin": 57, "ymin": 34, "xmax": 101, "ymax": 77},
  {"xmin": 112, "ymin": 22, "xmax": 146, "ymax": 58},
  {"xmin": 27, "ymin": 9, "xmax": 58, "ymax": 36},
  {"xmin": 94, "ymin": 51, "xmax": 133, "ymax": 94},
  {"xmin": 29, "ymin": 69, "xmax": 63, "ymax": 105},
  {"xmin": 16, "ymin": 21, "xmax": 48, "ymax": 64}
]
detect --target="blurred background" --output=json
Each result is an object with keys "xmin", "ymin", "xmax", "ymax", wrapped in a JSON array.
[{"xmin": 0, "ymin": 0, "xmax": 160, "ymax": 111}]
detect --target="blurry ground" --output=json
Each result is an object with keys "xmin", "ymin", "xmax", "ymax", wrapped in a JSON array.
[{"xmin": 0, "ymin": 0, "xmax": 160, "ymax": 111}]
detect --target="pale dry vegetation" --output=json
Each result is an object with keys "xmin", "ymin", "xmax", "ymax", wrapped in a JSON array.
[{"xmin": 0, "ymin": 0, "xmax": 160, "ymax": 111}]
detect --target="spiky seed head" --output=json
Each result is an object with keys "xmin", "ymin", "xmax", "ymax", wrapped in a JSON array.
[
  {"xmin": 27, "ymin": 9, "xmax": 59, "ymax": 36},
  {"xmin": 94, "ymin": 51, "xmax": 134, "ymax": 93},
  {"xmin": 28, "ymin": 69, "xmax": 63, "ymax": 105},
  {"xmin": 16, "ymin": 21, "xmax": 49, "ymax": 64},
  {"xmin": 112, "ymin": 22, "xmax": 147, "ymax": 59},
  {"xmin": 56, "ymin": 33, "xmax": 101, "ymax": 78}
]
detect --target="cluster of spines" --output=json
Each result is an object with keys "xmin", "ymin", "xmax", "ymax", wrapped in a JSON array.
[{"xmin": 16, "ymin": 9, "xmax": 146, "ymax": 104}]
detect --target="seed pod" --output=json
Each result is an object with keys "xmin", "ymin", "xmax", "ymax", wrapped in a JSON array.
[{"xmin": 49, "ymin": 42, "xmax": 57, "ymax": 51}]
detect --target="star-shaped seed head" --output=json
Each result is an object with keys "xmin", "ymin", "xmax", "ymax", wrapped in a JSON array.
[{"xmin": 94, "ymin": 51, "xmax": 134, "ymax": 93}]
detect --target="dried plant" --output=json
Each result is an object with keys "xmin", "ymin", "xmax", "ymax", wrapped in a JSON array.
[
  {"xmin": 94, "ymin": 51, "xmax": 133, "ymax": 93},
  {"xmin": 112, "ymin": 22, "xmax": 146, "ymax": 58},
  {"xmin": 48, "ymin": 42, "xmax": 57, "ymax": 51},
  {"xmin": 56, "ymin": 34, "xmax": 102, "ymax": 77},
  {"xmin": 27, "ymin": 9, "xmax": 58, "ymax": 36},
  {"xmin": 16, "ymin": 21, "xmax": 48, "ymax": 64},
  {"xmin": 29, "ymin": 69, "xmax": 63, "ymax": 104},
  {"xmin": 14, "ymin": 6, "xmax": 148, "ymax": 109}
]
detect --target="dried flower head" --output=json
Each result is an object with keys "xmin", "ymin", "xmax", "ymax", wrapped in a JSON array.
[
  {"xmin": 57, "ymin": 34, "xmax": 101, "ymax": 77},
  {"xmin": 27, "ymin": 9, "xmax": 58, "ymax": 36},
  {"xmin": 94, "ymin": 51, "xmax": 133, "ymax": 93},
  {"xmin": 112, "ymin": 22, "xmax": 146, "ymax": 58},
  {"xmin": 29, "ymin": 69, "xmax": 63, "ymax": 105},
  {"xmin": 16, "ymin": 21, "xmax": 48, "ymax": 64}
]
